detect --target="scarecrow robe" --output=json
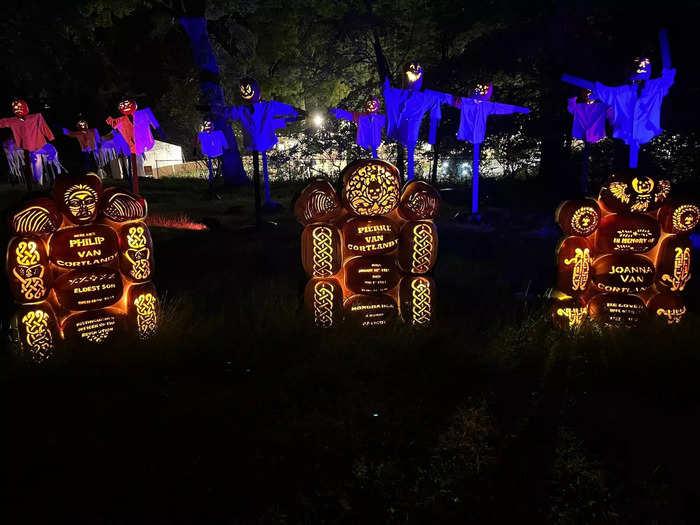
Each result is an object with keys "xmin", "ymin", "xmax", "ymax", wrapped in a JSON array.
[
  {"xmin": 63, "ymin": 127, "xmax": 100, "ymax": 152},
  {"xmin": 330, "ymin": 109, "xmax": 386, "ymax": 156},
  {"xmin": 197, "ymin": 130, "xmax": 228, "ymax": 158},
  {"xmin": 567, "ymin": 98, "xmax": 613, "ymax": 143},
  {"xmin": 0, "ymin": 113, "xmax": 60, "ymax": 183},
  {"xmin": 106, "ymin": 108, "xmax": 160, "ymax": 154}
]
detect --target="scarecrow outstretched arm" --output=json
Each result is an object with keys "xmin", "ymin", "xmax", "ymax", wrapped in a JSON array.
[
  {"xmin": 561, "ymin": 74, "xmax": 596, "ymax": 92},
  {"xmin": 660, "ymin": 29, "xmax": 672, "ymax": 70}
]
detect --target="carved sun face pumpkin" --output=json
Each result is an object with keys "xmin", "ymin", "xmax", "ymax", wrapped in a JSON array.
[
  {"xmin": 118, "ymin": 99, "xmax": 137, "ymax": 115},
  {"xmin": 65, "ymin": 184, "xmax": 98, "ymax": 220},
  {"xmin": 364, "ymin": 97, "xmax": 379, "ymax": 113},
  {"xmin": 12, "ymin": 99, "xmax": 29, "ymax": 118}
]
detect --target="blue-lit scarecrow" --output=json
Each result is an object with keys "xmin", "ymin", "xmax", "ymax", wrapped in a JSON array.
[
  {"xmin": 329, "ymin": 97, "xmax": 385, "ymax": 159},
  {"xmin": 196, "ymin": 117, "xmax": 228, "ymax": 192}
]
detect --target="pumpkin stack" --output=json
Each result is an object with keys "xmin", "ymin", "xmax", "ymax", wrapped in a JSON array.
[
  {"xmin": 6, "ymin": 173, "xmax": 159, "ymax": 360},
  {"xmin": 552, "ymin": 170, "xmax": 698, "ymax": 329},
  {"xmin": 295, "ymin": 159, "xmax": 440, "ymax": 327}
]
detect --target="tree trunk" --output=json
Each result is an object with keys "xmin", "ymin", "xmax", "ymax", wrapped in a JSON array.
[{"xmin": 180, "ymin": 16, "xmax": 248, "ymax": 186}]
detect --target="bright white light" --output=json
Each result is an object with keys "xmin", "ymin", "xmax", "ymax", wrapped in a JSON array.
[{"xmin": 313, "ymin": 113, "xmax": 324, "ymax": 127}]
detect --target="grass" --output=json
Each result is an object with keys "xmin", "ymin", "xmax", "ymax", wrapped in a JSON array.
[{"xmin": 3, "ymin": 175, "xmax": 700, "ymax": 523}]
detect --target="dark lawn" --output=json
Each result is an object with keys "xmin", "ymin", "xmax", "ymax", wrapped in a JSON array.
[{"xmin": 3, "ymin": 175, "xmax": 700, "ymax": 524}]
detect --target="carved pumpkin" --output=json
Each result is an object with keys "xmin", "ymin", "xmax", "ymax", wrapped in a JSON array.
[
  {"xmin": 62, "ymin": 308, "xmax": 125, "ymax": 345},
  {"xmin": 342, "ymin": 216, "xmax": 399, "ymax": 256},
  {"xmin": 100, "ymin": 187, "xmax": 147, "ymax": 223},
  {"xmin": 341, "ymin": 159, "xmax": 401, "ymax": 217},
  {"xmin": 657, "ymin": 201, "xmax": 699, "ymax": 235},
  {"xmin": 6, "ymin": 236, "xmax": 52, "ymax": 303},
  {"xmin": 551, "ymin": 296, "xmax": 588, "ymax": 330},
  {"xmin": 49, "ymin": 224, "xmax": 119, "ymax": 269},
  {"xmin": 344, "ymin": 255, "xmax": 401, "ymax": 294},
  {"xmin": 344, "ymin": 294, "xmax": 398, "ymax": 327},
  {"xmin": 301, "ymin": 223, "xmax": 342, "ymax": 278},
  {"xmin": 127, "ymin": 282, "xmax": 159, "ymax": 340},
  {"xmin": 588, "ymin": 293, "xmax": 647, "ymax": 327},
  {"xmin": 555, "ymin": 199, "xmax": 601, "ymax": 237},
  {"xmin": 596, "ymin": 213, "xmax": 660, "ymax": 254},
  {"xmin": 398, "ymin": 180, "xmax": 441, "ymax": 221},
  {"xmin": 52, "ymin": 173, "xmax": 103, "ymax": 224},
  {"xmin": 303, "ymin": 278, "xmax": 344, "ymax": 328},
  {"xmin": 398, "ymin": 275, "xmax": 435, "ymax": 326},
  {"xmin": 294, "ymin": 179, "xmax": 342, "ymax": 225},
  {"xmin": 118, "ymin": 222, "xmax": 154, "ymax": 282},
  {"xmin": 655, "ymin": 234, "xmax": 692, "ymax": 293},
  {"xmin": 53, "ymin": 267, "xmax": 124, "ymax": 311},
  {"xmin": 11, "ymin": 302, "xmax": 59, "ymax": 360},
  {"xmin": 591, "ymin": 253, "xmax": 655, "ymax": 294},
  {"xmin": 556, "ymin": 237, "xmax": 594, "ymax": 296},
  {"xmin": 599, "ymin": 171, "xmax": 670, "ymax": 214},
  {"xmin": 647, "ymin": 293, "xmax": 686, "ymax": 324},
  {"xmin": 9, "ymin": 197, "xmax": 62, "ymax": 235},
  {"xmin": 397, "ymin": 221, "xmax": 438, "ymax": 274}
]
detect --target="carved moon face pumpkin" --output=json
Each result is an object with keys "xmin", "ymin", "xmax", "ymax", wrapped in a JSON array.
[
  {"xmin": 364, "ymin": 97, "xmax": 380, "ymax": 113},
  {"xmin": 118, "ymin": 99, "xmax": 137, "ymax": 115},
  {"xmin": 11, "ymin": 98, "xmax": 29, "ymax": 118},
  {"xmin": 341, "ymin": 159, "xmax": 401, "ymax": 217},
  {"xmin": 239, "ymin": 77, "xmax": 260, "ymax": 103}
]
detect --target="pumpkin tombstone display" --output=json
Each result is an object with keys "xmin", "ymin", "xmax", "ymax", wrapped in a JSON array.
[
  {"xmin": 6, "ymin": 236, "xmax": 52, "ymax": 303},
  {"xmin": 553, "ymin": 170, "xmax": 694, "ymax": 328},
  {"xmin": 4, "ymin": 174, "xmax": 158, "ymax": 355},
  {"xmin": 298, "ymin": 158, "xmax": 440, "ymax": 327},
  {"xmin": 303, "ymin": 278, "xmax": 344, "ymax": 328}
]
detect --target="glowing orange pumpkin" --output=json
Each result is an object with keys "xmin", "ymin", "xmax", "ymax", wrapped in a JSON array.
[
  {"xmin": 344, "ymin": 294, "xmax": 398, "ymax": 326},
  {"xmin": 294, "ymin": 179, "xmax": 342, "ymax": 225},
  {"xmin": 118, "ymin": 222, "xmax": 154, "ymax": 282},
  {"xmin": 647, "ymin": 293, "xmax": 686, "ymax": 324},
  {"xmin": 657, "ymin": 201, "xmax": 699, "ymax": 235},
  {"xmin": 49, "ymin": 224, "xmax": 119, "ymax": 269},
  {"xmin": 53, "ymin": 267, "xmax": 124, "ymax": 311},
  {"xmin": 588, "ymin": 293, "xmax": 647, "ymax": 327},
  {"xmin": 342, "ymin": 216, "xmax": 399, "ymax": 256},
  {"xmin": 596, "ymin": 213, "xmax": 660, "ymax": 254},
  {"xmin": 599, "ymin": 170, "xmax": 670, "ymax": 214},
  {"xmin": 62, "ymin": 308, "xmax": 125, "ymax": 345},
  {"xmin": 655, "ymin": 234, "xmax": 692, "ymax": 293},
  {"xmin": 555, "ymin": 199, "xmax": 601, "ymax": 237},
  {"xmin": 52, "ymin": 173, "xmax": 103, "ymax": 225},
  {"xmin": 127, "ymin": 282, "xmax": 159, "ymax": 340},
  {"xmin": 344, "ymin": 255, "xmax": 401, "ymax": 294},
  {"xmin": 303, "ymin": 278, "xmax": 344, "ymax": 328},
  {"xmin": 397, "ymin": 221, "xmax": 438, "ymax": 274},
  {"xmin": 398, "ymin": 275, "xmax": 435, "ymax": 326},
  {"xmin": 556, "ymin": 236, "xmax": 593, "ymax": 296},
  {"xmin": 11, "ymin": 302, "xmax": 59, "ymax": 360},
  {"xmin": 591, "ymin": 253, "xmax": 655, "ymax": 294},
  {"xmin": 341, "ymin": 159, "xmax": 401, "ymax": 217},
  {"xmin": 9, "ymin": 197, "xmax": 62, "ymax": 235},
  {"xmin": 100, "ymin": 187, "xmax": 147, "ymax": 223},
  {"xmin": 398, "ymin": 180, "xmax": 441, "ymax": 221},
  {"xmin": 6, "ymin": 236, "xmax": 52, "ymax": 303},
  {"xmin": 301, "ymin": 223, "xmax": 342, "ymax": 278},
  {"xmin": 551, "ymin": 296, "xmax": 588, "ymax": 329}
]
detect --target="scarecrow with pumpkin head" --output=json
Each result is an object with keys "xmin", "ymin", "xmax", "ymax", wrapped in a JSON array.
[{"xmin": 329, "ymin": 97, "xmax": 386, "ymax": 159}]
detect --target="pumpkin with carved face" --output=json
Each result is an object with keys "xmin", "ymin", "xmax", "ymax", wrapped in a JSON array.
[
  {"xmin": 77, "ymin": 120, "xmax": 89, "ymax": 131},
  {"xmin": 471, "ymin": 82, "xmax": 493, "ymax": 101},
  {"xmin": 118, "ymin": 99, "xmax": 137, "ymax": 115},
  {"xmin": 53, "ymin": 173, "xmax": 103, "ymax": 224},
  {"xmin": 341, "ymin": 159, "xmax": 401, "ymax": 217},
  {"xmin": 630, "ymin": 57, "xmax": 651, "ymax": 82},
  {"xmin": 201, "ymin": 118, "xmax": 214, "ymax": 132},
  {"xmin": 599, "ymin": 171, "xmax": 670, "ymax": 214},
  {"xmin": 364, "ymin": 97, "xmax": 380, "ymax": 113},
  {"xmin": 239, "ymin": 77, "xmax": 261, "ymax": 104},
  {"xmin": 11, "ymin": 98, "xmax": 29, "ymax": 118},
  {"xmin": 403, "ymin": 61, "xmax": 424, "ymax": 90}
]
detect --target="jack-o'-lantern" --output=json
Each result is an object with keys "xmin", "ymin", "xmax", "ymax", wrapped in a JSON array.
[
  {"xmin": 127, "ymin": 282, "xmax": 159, "ymax": 340},
  {"xmin": 54, "ymin": 266, "xmax": 124, "ymax": 311},
  {"xmin": 239, "ymin": 77, "xmax": 261, "ymax": 104},
  {"xmin": 303, "ymin": 278, "xmax": 344, "ymax": 328},
  {"xmin": 596, "ymin": 213, "xmax": 660, "ymax": 254},
  {"xmin": 364, "ymin": 97, "xmax": 380, "ymax": 113},
  {"xmin": 588, "ymin": 293, "xmax": 647, "ymax": 328},
  {"xmin": 658, "ymin": 201, "xmax": 699, "ymax": 235},
  {"xmin": 342, "ymin": 216, "xmax": 399, "ymax": 256},
  {"xmin": 397, "ymin": 221, "xmax": 438, "ymax": 274},
  {"xmin": 341, "ymin": 159, "xmax": 401, "ymax": 217},
  {"xmin": 201, "ymin": 118, "xmax": 214, "ymax": 132},
  {"xmin": 7, "ymin": 236, "xmax": 51, "ymax": 303},
  {"xmin": 11, "ymin": 98, "xmax": 29, "ymax": 118},
  {"xmin": 53, "ymin": 173, "xmax": 103, "ymax": 224},
  {"xmin": 118, "ymin": 222, "xmax": 154, "ymax": 282},
  {"xmin": 591, "ymin": 253, "xmax": 655, "ymax": 294},
  {"xmin": 76, "ymin": 119, "xmax": 89, "ymax": 131},
  {"xmin": 655, "ymin": 235, "xmax": 692, "ymax": 293},
  {"xmin": 294, "ymin": 179, "xmax": 342, "ymax": 225},
  {"xmin": 647, "ymin": 293, "xmax": 686, "ymax": 324},
  {"xmin": 551, "ymin": 296, "xmax": 588, "ymax": 330},
  {"xmin": 63, "ymin": 308, "xmax": 125, "ymax": 345},
  {"xmin": 11, "ymin": 302, "xmax": 59, "ymax": 360},
  {"xmin": 403, "ymin": 61, "xmax": 424, "ymax": 91},
  {"xmin": 9, "ymin": 197, "xmax": 62, "ymax": 235},
  {"xmin": 599, "ymin": 171, "xmax": 670, "ymax": 214},
  {"xmin": 301, "ymin": 223, "xmax": 342, "ymax": 278},
  {"xmin": 629, "ymin": 57, "xmax": 651, "ymax": 82},
  {"xmin": 49, "ymin": 224, "xmax": 119, "ymax": 269},
  {"xmin": 344, "ymin": 255, "xmax": 401, "ymax": 294},
  {"xmin": 577, "ymin": 88, "xmax": 596, "ymax": 104},
  {"xmin": 399, "ymin": 275, "xmax": 435, "ymax": 326},
  {"xmin": 100, "ymin": 187, "xmax": 147, "ymax": 223},
  {"xmin": 471, "ymin": 82, "xmax": 493, "ymax": 101},
  {"xmin": 555, "ymin": 199, "xmax": 601, "ymax": 237},
  {"xmin": 398, "ymin": 180, "xmax": 440, "ymax": 221},
  {"xmin": 118, "ymin": 99, "xmax": 137, "ymax": 116},
  {"xmin": 556, "ymin": 237, "xmax": 594, "ymax": 296},
  {"xmin": 344, "ymin": 294, "xmax": 398, "ymax": 327}
]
